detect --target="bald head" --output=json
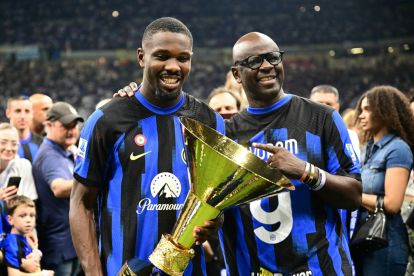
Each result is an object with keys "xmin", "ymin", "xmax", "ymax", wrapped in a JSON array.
[
  {"xmin": 233, "ymin": 32, "xmax": 279, "ymax": 64},
  {"xmin": 29, "ymin": 93, "xmax": 53, "ymax": 135},
  {"xmin": 29, "ymin": 93, "xmax": 53, "ymax": 105}
]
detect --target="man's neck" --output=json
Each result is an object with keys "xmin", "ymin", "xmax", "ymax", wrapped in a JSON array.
[
  {"xmin": 140, "ymin": 83, "xmax": 182, "ymax": 108},
  {"xmin": 248, "ymin": 90, "xmax": 286, "ymax": 108},
  {"xmin": 18, "ymin": 128, "xmax": 30, "ymax": 140}
]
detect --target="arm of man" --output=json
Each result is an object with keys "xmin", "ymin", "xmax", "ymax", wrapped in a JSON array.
[
  {"xmin": 69, "ymin": 180, "xmax": 102, "ymax": 276},
  {"xmin": 50, "ymin": 178, "xmax": 73, "ymax": 198},
  {"xmin": 253, "ymin": 143, "xmax": 361, "ymax": 210}
]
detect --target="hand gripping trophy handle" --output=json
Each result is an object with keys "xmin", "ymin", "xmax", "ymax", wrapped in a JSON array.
[{"xmin": 119, "ymin": 117, "xmax": 294, "ymax": 276}]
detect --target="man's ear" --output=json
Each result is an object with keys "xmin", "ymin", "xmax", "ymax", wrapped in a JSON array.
[
  {"xmin": 5, "ymin": 108, "xmax": 11, "ymax": 120},
  {"xmin": 137, "ymin": 48, "xmax": 144, "ymax": 68},
  {"xmin": 231, "ymin": 66, "xmax": 242, "ymax": 83},
  {"xmin": 7, "ymin": 215, "xmax": 13, "ymax": 226}
]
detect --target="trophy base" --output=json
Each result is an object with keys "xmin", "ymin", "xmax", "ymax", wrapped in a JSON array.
[{"xmin": 148, "ymin": 234, "xmax": 195, "ymax": 276}]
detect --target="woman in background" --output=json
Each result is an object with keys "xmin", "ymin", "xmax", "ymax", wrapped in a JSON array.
[
  {"xmin": 352, "ymin": 86, "xmax": 414, "ymax": 275},
  {"xmin": 0, "ymin": 123, "xmax": 37, "ymax": 201}
]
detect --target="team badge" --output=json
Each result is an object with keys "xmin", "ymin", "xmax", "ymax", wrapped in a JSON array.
[{"xmin": 134, "ymin": 134, "xmax": 147, "ymax": 147}]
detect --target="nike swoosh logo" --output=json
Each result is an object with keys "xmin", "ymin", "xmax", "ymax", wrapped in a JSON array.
[{"xmin": 130, "ymin": 151, "xmax": 151, "ymax": 161}]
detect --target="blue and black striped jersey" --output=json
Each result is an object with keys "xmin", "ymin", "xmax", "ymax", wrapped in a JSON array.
[
  {"xmin": 74, "ymin": 89, "xmax": 225, "ymax": 276},
  {"xmin": 221, "ymin": 94, "xmax": 360, "ymax": 276}
]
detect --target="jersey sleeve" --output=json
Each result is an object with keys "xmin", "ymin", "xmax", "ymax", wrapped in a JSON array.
[
  {"xmin": 215, "ymin": 112, "xmax": 226, "ymax": 135},
  {"xmin": 3, "ymin": 236, "xmax": 21, "ymax": 269},
  {"xmin": 323, "ymin": 111, "xmax": 360, "ymax": 177},
  {"xmin": 74, "ymin": 109, "xmax": 114, "ymax": 187}
]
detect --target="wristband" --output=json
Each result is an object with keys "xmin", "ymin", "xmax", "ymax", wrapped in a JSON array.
[
  {"xmin": 312, "ymin": 169, "xmax": 327, "ymax": 191},
  {"xmin": 299, "ymin": 162, "xmax": 310, "ymax": 181}
]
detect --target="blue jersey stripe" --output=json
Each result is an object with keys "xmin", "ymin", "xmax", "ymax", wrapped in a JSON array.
[
  {"xmin": 306, "ymin": 131, "xmax": 323, "ymax": 165},
  {"xmin": 28, "ymin": 143, "xmax": 39, "ymax": 160},
  {"xmin": 215, "ymin": 112, "xmax": 226, "ymax": 135},
  {"xmin": 324, "ymin": 208, "xmax": 344, "ymax": 275},
  {"xmin": 234, "ymin": 208, "xmax": 251, "ymax": 273},
  {"xmin": 106, "ymin": 134, "xmax": 126, "ymax": 275},
  {"xmin": 75, "ymin": 110, "xmax": 104, "ymax": 180}
]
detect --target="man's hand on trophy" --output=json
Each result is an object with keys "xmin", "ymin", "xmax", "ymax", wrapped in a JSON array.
[
  {"xmin": 252, "ymin": 143, "xmax": 307, "ymax": 180},
  {"xmin": 113, "ymin": 82, "xmax": 139, "ymax": 98},
  {"xmin": 193, "ymin": 215, "xmax": 223, "ymax": 245}
]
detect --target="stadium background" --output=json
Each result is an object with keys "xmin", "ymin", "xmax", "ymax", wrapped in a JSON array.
[{"xmin": 1, "ymin": 0, "xmax": 413, "ymax": 120}]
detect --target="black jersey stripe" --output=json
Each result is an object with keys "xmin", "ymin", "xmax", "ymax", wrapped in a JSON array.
[
  {"xmin": 240, "ymin": 204, "xmax": 261, "ymax": 272},
  {"xmin": 119, "ymin": 125, "xmax": 145, "ymax": 263},
  {"xmin": 308, "ymin": 195, "xmax": 336, "ymax": 276},
  {"xmin": 156, "ymin": 116, "xmax": 177, "ymax": 241},
  {"xmin": 221, "ymin": 210, "xmax": 240, "ymax": 275}
]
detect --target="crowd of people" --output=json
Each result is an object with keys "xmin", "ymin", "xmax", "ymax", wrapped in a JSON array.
[
  {"xmin": 1, "ymin": 0, "xmax": 413, "ymax": 50},
  {"xmin": 1, "ymin": 55, "xmax": 413, "ymax": 123},
  {"xmin": 0, "ymin": 14, "xmax": 414, "ymax": 276}
]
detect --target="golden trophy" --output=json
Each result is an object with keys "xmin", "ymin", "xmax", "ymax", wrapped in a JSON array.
[{"xmin": 119, "ymin": 117, "xmax": 294, "ymax": 276}]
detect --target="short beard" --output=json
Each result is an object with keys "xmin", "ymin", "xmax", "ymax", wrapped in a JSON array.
[{"xmin": 155, "ymin": 88, "xmax": 182, "ymax": 101}]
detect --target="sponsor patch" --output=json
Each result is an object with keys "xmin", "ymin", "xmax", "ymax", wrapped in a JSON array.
[
  {"xmin": 346, "ymin": 143, "xmax": 358, "ymax": 163},
  {"xmin": 77, "ymin": 138, "xmax": 88, "ymax": 159}
]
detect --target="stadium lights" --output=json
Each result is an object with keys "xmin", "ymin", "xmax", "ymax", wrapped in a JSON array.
[
  {"xmin": 314, "ymin": 5, "xmax": 321, "ymax": 12},
  {"xmin": 329, "ymin": 50, "xmax": 335, "ymax": 57},
  {"xmin": 403, "ymin": 44, "xmax": 410, "ymax": 51},
  {"xmin": 112, "ymin": 10, "xmax": 119, "ymax": 18},
  {"xmin": 387, "ymin": 47, "xmax": 394, "ymax": 53},
  {"xmin": 350, "ymin": 48, "xmax": 364, "ymax": 55}
]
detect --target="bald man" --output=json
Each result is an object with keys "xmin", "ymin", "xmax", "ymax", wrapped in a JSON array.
[
  {"xmin": 29, "ymin": 93, "xmax": 53, "ymax": 136},
  {"xmin": 221, "ymin": 32, "xmax": 361, "ymax": 275}
]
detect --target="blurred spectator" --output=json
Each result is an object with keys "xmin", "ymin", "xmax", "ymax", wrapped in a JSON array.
[
  {"xmin": 207, "ymin": 86, "xmax": 241, "ymax": 119},
  {"xmin": 1, "ymin": 56, "xmax": 413, "ymax": 121},
  {"xmin": 32, "ymin": 102, "xmax": 83, "ymax": 275},
  {"xmin": 224, "ymin": 70, "xmax": 248, "ymax": 109},
  {"xmin": 6, "ymin": 96, "xmax": 43, "ymax": 163},
  {"xmin": 352, "ymin": 85, "xmax": 414, "ymax": 276},
  {"xmin": 29, "ymin": 93, "xmax": 53, "ymax": 137},
  {"xmin": 310, "ymin": 84, "xmax": 360, "ymax": 159},
  {"xmin": 0, "ymin": 123, "xmax": 37, "ymax": 202}
]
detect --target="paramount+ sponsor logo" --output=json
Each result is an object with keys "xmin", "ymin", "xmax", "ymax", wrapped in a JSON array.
[{"xmin": 136, "ymin": 172, "xmax": 184, "ymax": 215}]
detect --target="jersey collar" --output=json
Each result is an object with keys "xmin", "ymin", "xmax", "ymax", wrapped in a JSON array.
[
  {"xmin": 246, "ymin": 94, "xmax": 292, "ymax": 115},
  {"xmin": 134, "ymin": 84, "xmax": 185, "ymax": 115}
]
